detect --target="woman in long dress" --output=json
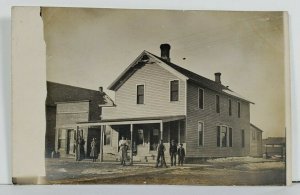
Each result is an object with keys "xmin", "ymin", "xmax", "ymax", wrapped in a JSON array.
[{"xmin": 90, "ymin": 138, "xmax": 98, "ymax": 162}]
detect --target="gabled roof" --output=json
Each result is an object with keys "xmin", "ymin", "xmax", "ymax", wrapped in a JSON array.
[{"xmin": 108, "ymin": 50, "xmax": 253, "ymax": 104}]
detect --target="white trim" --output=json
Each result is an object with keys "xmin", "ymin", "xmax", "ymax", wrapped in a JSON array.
[
  {"xmin": 57, "ymin": 111, "xmax": 89, "ymax": 114},
  {"xmin": 169, "ymin": 79, "xmax": 180, "ymax": 102},
  {"xmin": 198, "ymin": 88, "xmax": 204, "ymax": 110},
  {"xmin": 108, "ymin": 51, "xmax": 188, "ymax": 90},
  {"xmin": 136, "ymin": 83, "xmax": 145, "ymax": 105},
  {"xmin": 197, "ymin": 121, "xmax": 204, "ymax": 147},
  {"xmin": 77, "ymin": 119, "xmax": 163, "ymax": 127}
]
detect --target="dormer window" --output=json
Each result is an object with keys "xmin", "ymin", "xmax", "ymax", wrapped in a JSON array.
[
  {"xmin": 170, "ymin": 80, "xmax": 179, "ymax": 101},
  {"xmin": 136, "ymin": 84, "xmax": 144, "ymax": 104}
]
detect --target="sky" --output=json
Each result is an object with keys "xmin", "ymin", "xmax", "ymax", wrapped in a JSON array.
[{"xmin": 43, "ymin": 8, "xmax": 286, "ymax": 138}]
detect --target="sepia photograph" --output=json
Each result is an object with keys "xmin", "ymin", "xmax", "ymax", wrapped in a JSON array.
[{"xmin": 17, "ymin": 7, "xmax": 289, "ymax": 185}]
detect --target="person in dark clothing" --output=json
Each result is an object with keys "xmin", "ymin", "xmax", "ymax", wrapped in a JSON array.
[
  {"xmin": 169, "ymin": 140, "xmax": 178, "ymax": 166},
  {"xmin": 155, "ymin": 140, "xmax": 167, "ymax": 168},
  {"xmin": 177, "ymin": 143, "xmax": 185, "ymax": 166},
  {"xmin": 76, "ymin": 136, "xmax": 85, "ymax": 161}
]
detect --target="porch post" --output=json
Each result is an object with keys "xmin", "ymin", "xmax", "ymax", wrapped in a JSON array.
[
  {"xmin": 75, "ymin": 125, "xmax": 79, "ymax": 161},
  {"xmin": 160, "ymin": 121, "xmax": 163, "ymax": 140},
  {"xmin": 130, "ymin": 124, "xmax": 133, "ymax": 165},
  {"xmin": 178, "ymin": 120, "xmax": 181, "ymax": 144},
  {"xmin": 99, "ymin": 125, "xmax": 104, "ymax": 162}
]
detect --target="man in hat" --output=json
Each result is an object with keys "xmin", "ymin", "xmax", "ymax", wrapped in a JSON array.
[
  {"xmin": 155, "ymin": 139, "xmax": 167, "ymax": 168},
  {"xmin": 177, "ymin": 143, "xmax": 185, "ymax": 166},
  {"xmin": 169, "ymin": 140, "xmax": 178, "ymax": 166}
]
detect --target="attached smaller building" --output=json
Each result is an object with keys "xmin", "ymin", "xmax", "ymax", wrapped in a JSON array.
[
  {"xmin": 46, "ymin": 81, "xmax": 114, "ymax": 158},
  {"xmin": 249, "ymin": 124, "xmax": 263, "ymax": 157}
]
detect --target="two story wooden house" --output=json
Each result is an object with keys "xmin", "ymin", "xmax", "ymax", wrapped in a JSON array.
[{"xmin": 83, "ymin": 44, "xmax": 254, "ymax": 162}]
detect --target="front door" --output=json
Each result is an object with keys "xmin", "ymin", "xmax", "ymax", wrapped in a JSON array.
[
  {"xmin": 66, "ymin": 129, "xmax": 76, "ymax": 156},
  {"xmin": 150, "ymin": 128, "xmax": 160, "ymax": 151}
]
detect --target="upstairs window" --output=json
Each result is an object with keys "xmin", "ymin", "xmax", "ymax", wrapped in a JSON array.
[
  {"xmin": 170, "ymin": 80, "xmax": 179, "ymax": 101},
  {"xmin": 136, "ymin": 84, "xmax": 144, "ymax": 104},
  {"xmin": 228, "ymin": 99, "xmax": 232, "ymax": 116},
  {"xmin": 238, "ymin": 102, "xmax": 241, "ymax": 118},
  {"xmin": 216, "ymin": 95, "xmax": 220, "ymax": 113},
  {"xmin": 198, "ymin": 88, "xmax": 204, "ymax": 109}
]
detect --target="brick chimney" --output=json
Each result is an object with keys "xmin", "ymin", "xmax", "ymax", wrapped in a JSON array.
[
  {"xmin": 99, "ymin": 86, "xmax": 103, "ymax": 93},
  {"xmin": 160, "ymin": 43, "xmax": 171, "ymax": 62},
  {"xmin": 215, "ymin": 72, "xmax": 221, "ymax": 84}
]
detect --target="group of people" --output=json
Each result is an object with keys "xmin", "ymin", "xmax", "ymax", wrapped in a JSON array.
[
  {"xmin": 75, "ymin": 136, "xmax": 98, "ymax": 162},
  {"xmin": 155, "ymin": 139, "xmax": 185, "ymax": 168},
  {"xmin": 84, "ymin": 136, "xmax": 185, "ymax": 167}
]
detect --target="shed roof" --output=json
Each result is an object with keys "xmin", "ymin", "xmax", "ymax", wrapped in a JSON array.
[{"xmin": 46, "ymin": 81, "xmax": 112, "ymax": 107}]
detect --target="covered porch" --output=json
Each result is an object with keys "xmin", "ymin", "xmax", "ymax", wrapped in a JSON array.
[{"xmin": 77, "ymin": 115, "xmax": 186, "ymax": 164}]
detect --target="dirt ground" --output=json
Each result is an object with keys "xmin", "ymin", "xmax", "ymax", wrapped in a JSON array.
[{"xmin": 45, "ymin": 157, "xmax": 286, "ymax": 186}]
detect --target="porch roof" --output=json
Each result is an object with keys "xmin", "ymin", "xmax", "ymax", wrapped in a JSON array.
[{"xmin": 76, "ymin": 115, "xmax": 186, "ymax": 127}]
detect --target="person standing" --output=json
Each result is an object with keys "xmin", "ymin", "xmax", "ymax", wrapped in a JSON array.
[
  {"xmin": 119, "ymin": 136, "xmax": 128, "ymax": 165},
  {"xmin": 90, "ymin": 138, "xmax": 97, "ymax": 162},
  {"xmin": 177, "ymin": 143, "xmax": 185, "ymax": 166},
  {"xmin": 76, "ymin": 135, "xmax": 82, "ymax": 161},
  {"xmin": 169, "ymin": 140, "xmax": 177, "ymax": 166},
  {"xmin": 155, "ymin": 140, "xmax": 167, "ymax": 168}
]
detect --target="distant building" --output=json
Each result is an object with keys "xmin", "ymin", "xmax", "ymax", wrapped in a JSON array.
[
  {"xmin": 45, "ymin": 81, "xmax": 113, "ymax": 158},
  {"xmin": 249, "ymin": 124, "xmax": 263, "ymax": 157},
  {"xmin": 79, "ymin": 43, "xmax": 255, "ymax": 162},
  {"xmin": 262, "ymin": 137, "xmax": 286, "ymax": 159}
]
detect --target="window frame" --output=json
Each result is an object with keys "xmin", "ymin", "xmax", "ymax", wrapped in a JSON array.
[
  {"xmin": 241, "ymin": 129, "xmax": 245, "ymax": 148},
  {"xmin": 198, "ymin": 88, "xmax": 204, "ymax": 110},
  {"xmin": 169, "ymin": 80, "xmax": 180, "ymax": 102},
  {"xmin": 136, "ymin": 84, "xmax": 145, "ymax": 105},
  {"xmin": 237, "ymin": 101, "xmax": 241, "ymax": 118},
  {"xmin": 217, "ymin": 125, "xmax": 233, "ymax": 148},
  {"xmin": 198, "ymin": 121, "xmax": 204, "ymax": 146}
]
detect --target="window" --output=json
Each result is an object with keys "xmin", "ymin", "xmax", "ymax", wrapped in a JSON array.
[
  {"xmin": 198, "ymin": 88, "xmax": 204, "ymax": 109},
  {"xmin": 198, "ymin": 122, "xmax": 204, "ymax": 146},
  {"xmin": 229, "ymin": 99, "xmax": 232, "ymax": 116},
  {"xmin": 241, "ymin": 130, "xmax": 245, "ymax": 147},
  {"xmin": 217, "ymin": 125, "xmax": 232, "ymax": 147},
  {"xmin": 216, "ymin": 95, "xmax": 220, "ymax": 113},
  {"xmin": 104, "ymin": 128, "xmax": 111, "ymax": 145},
  {"xmin": 170, "ymin": 80, "xmax": 179, "ymax": 101},
  {"xmin": 136, "ymin": 85, "xmax": 144, "ymax": 104},
  {"xmin": 238, "ymin": 102, "xmax": 241, "ymax": 118},
  {"xmin": 229, "ymin": 128, "xmax": 233, "ymax": 147}
]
